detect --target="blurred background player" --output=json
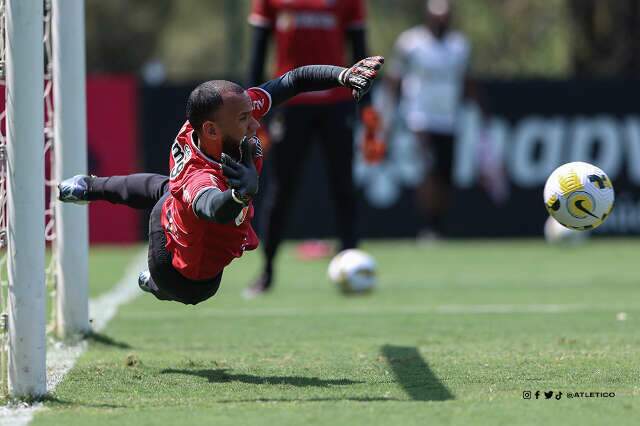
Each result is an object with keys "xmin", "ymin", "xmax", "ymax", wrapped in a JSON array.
[
  {"xmin": 386, "ymin": 0, "xmax": 470, "ymax": 240},
  {"xmin": 245, "ymin": 0, "xmax": 384, "ymax": 297}
]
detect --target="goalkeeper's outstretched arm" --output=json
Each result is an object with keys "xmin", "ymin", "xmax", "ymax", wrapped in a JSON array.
[{"xmin": 258, "ymin": 56, "xmax": 384, "ymax": 107}]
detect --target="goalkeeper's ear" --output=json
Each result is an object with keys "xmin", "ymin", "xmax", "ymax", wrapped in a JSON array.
[{"xmin": 202, "ymin": 120, "xmax": 219, "ymax": 140}]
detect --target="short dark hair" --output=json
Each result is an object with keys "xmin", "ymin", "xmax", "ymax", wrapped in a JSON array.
[{"xmin": 186, "ymin": 80, "xmax": 245, "ymax": 131}]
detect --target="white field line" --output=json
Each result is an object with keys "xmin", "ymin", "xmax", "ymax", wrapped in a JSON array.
[
  {"xmin": 117, "ymin": 303, "xmax": 634, "ymax": 320},
  {"xmin": 0, "ymin": 249, "xmax": 147, "ymax": 426}
]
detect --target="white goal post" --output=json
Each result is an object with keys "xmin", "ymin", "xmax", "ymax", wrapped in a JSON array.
[
  {"xmin": 1, "ymin": 0, "xmax": 88, "ymax": 399},
  {"xmin": 52, "ymin": 0, "xmax": 89, "ymax": 340},
  {"xmin": 5, "ymin": 0, "xmax": 47, "ymax": 398}
]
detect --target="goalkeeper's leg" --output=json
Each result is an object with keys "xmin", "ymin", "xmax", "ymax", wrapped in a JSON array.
[
  {"xmin": 319, "ymin": 102, "xmax": 358, "ymax": 251},
  {"xmin": 245, "ymin": 105, "xmax": 314, "ymax": 297},
  {"xmin": 58, "ymin": 173, "xmax": 169, "ymax": 209}
]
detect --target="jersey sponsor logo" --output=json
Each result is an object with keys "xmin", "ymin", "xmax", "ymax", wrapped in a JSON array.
[
  {"xmin": 170, "ymin": 141, "xmax": 192, "ymax": 180},
  {"xmin": 250, "ymin": 88, "xmax": 272, "ymax": 116},
  {"xmin": 252, "ymin": 97, "xmax": 266, "ymax": 113},
  {"xmin": 276, "ymin": 11, "xmax": 337, "ymax": 31}
]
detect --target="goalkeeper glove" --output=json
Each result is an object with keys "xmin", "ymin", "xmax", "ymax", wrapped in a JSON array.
[
  {"xmin": 339, "ymin": 56, "xmax": 384, "ymax": 102},
  {"xmin": 221, "ymin": 136, "xmax": 260, "ymax": 205},
  {"xmin": 255, "ymin": 126, "xmax": 271, "ymax": 155},
  {"xmin": 360, "ymin": 106, "xmax": 386, "ymax": 164}
]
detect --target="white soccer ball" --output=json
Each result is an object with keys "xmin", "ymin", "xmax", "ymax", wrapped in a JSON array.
[
  {"xmin": 543, "ymin": 162, "xmax": 614, "ymax": 230},
  {"xmin": 544, "ymin": 216, "xmax": 589, "ymax": 245},
  {"xmin": 328, "ymin": 249, "xmax": 377, "ymax": 294}
]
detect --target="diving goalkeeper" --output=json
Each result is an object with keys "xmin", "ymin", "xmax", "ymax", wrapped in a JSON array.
[{"xmin": 58, "ymin": 57, "xmax": 384, "ymax": 305}]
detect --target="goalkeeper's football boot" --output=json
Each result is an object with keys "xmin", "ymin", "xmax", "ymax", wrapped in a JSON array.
[
  {"xmin": 58, "ymin": 174, "xmax": 92, "ymax": 204},
  {"xmin": 138, "ymin": 270, "xmax": 152, "ymax": 294}
]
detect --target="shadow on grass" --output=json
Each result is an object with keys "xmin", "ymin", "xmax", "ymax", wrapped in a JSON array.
[
  {"xmin": 161, "ymin": 368, "xmax": 362, "ymax": 388},
  {"xmin": 26, "ymin": 394, "xmax": 125, "ymax": 409},
  {"xmin": 381, "ymin": 345, "xmax": 454, "ymax": 401},
  {"xmin": 86, "ymin": 332, "xmax": 132, "ymax": 349}
]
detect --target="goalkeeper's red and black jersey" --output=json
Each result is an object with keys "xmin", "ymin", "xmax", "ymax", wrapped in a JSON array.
[
  {"xmin": 160, "ymin": 87, "xmax": 270, "ymax": 281},
  {"xmin": 249, "ymin": 0, "xmax": 366, "ymax": 105}
]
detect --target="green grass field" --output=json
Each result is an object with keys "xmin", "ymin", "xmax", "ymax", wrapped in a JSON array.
[{"xmin": 24, "ymin": 240, "xmax": 640, "ymax": 425}]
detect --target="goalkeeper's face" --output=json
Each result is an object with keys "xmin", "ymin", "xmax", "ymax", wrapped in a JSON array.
[{"xmin": 216, "ymin": 91, "xmax": 260, "ymax": 159}]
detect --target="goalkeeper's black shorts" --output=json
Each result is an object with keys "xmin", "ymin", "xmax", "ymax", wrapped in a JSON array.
[{"xmin": 147, "ymin": 193, "xmax": 223, "ymax": 305}]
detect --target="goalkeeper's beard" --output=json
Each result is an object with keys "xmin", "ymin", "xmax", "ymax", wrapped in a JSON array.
[{"xmin": 221, "ymin": 134, "xmax": 242, "ymax": 161}]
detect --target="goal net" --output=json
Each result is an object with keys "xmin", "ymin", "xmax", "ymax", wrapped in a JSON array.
[{"xmin": 0, "ymin": 0, "xmax": 88, "ymax": 399}]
